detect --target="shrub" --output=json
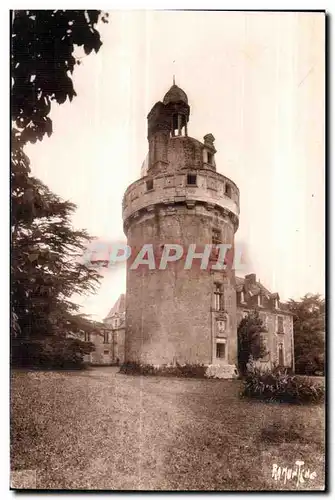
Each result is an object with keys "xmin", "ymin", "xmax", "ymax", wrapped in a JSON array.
[
  {"xmin": 11, "ymin": 337, "xmax": 95, "ymax": 370},
  {"xmin": 241, "ymin": 364, "xmax": 324, "ymax": 404},
  {"xmin": 119, "ymin": 362, "xmax": 207, "ymax": 378}
]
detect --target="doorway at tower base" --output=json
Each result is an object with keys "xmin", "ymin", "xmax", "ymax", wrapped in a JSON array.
[{"xmin": 205, "ymin": 364, "xmax": 238, "ymax": 379}]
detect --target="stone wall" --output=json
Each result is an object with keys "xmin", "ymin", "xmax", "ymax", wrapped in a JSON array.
[
  {"xmin": 123, "ymin": 97, "xmax": 240, "ymax": 371},
  {"xmin": 124, "ymin": 203, "xmax": 237, "ymax": 366},
  {"xmin": 88, "ymin": 329, "xmax": 125, "ymax": 365},
  {"xmin": 123, "ymin": 169, "xmax": 239, "ymax": 227}
]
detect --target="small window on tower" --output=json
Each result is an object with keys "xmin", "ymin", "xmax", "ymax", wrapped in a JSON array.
[
  {"xmin": 225, "ymin": 183, "xmax": 232, "ymax": 198},
  {"xmin": 212, "ymin": 228, "xmax": 222, "ymax": 245},
  {"xmin": 187, "ymin": 174, "xmax": 197, "ymax": 186},
  {"xmin": 216, "ymin": 340, "xmax": 226, "ymax": 359},
  {"xmin": 207, "ymin": 152, "xmax": 213, "ymax": 164},
  {"xmin": 146, "ymin": 179, "xmax": 154, "ymax": 191},
  {"xmin": 214, "ymin": 283, "xmax": 223, "ymax": 310},
  {"xmin": 103, "ymin": 331, "xmax": 109, "ymax": 344}
]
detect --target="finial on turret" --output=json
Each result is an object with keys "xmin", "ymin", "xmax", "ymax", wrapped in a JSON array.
[{"xmin": 173, "ymin": 74, "xmax": 175, "ymax": 85}]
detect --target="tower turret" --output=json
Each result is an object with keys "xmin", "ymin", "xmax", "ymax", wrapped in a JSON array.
[
  {"xmin": 122, "ymin": 84, "xmax": 240, "ymax": 377},
  {"xmin": 147, "ymin": 81, "xmax": 191, "ymax": 173}
]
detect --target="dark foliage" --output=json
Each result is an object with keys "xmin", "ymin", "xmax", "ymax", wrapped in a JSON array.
[
  {"xmin": 11, "ymin": 9, "xmax": 107, "ymax": 348},
  {"xmin": 241, "ymin": 366, "xmax": 324, "ymax": 404},
  {"xmin": 120, "ymin": 362, "xmax": 207, "ymax": 379},
  {"xmin": 11, "ymin": 168, "xmax": 102, "ymax": 342},
  {"xmin": 11, "ymin": 337, "xmax": 95, "ymax": 369},
  {"xmin": 288, "ymin": 294, "xmax": 325, "ymax": 375},
  {"xmin": 237, "ymin": 310, "xmax": 268, "ymax": 375},
  {"xmin": 11, "ymin": 9, "xmax": 108, "ymax": 144}
]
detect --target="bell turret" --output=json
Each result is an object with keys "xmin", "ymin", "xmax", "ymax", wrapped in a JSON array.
[{"xmin": 147, "ymin": 80, "xmax": 190, "ymax": 169}]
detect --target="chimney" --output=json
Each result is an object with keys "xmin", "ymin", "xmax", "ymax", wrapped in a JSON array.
[{"xmin": 245, "ymin": 273, "xmax": 256, "ymax": 287}]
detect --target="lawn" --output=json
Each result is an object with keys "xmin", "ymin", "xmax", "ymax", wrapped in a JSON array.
[{"xmin": 10, "ymin": 367, "xmax": 325, "ymax": 491}]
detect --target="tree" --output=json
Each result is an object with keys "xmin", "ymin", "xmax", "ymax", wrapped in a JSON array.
[
  {"xmin": 237, "ymin": 310, "xmax": 268, "ymax": 375},
  {"xmin": 11, "ymin": 173, "xmax": 102, "ymax": 340},
  {"xmin": 11, "ymin": 9, "xmax": 108, "ymax": 227},
  {"xmin": 288, "ymin": 294, "xmax": 325, "ymax": 375},
  {"xmin": 11, "ymin": 9, "xmax": 108, "ymax": 144},
  {"xmin": 11, "ymin": 9, "xmax": 108, "ymax": 349},
  {"xmin": 11, "ymin": 171, "xmax": 104, "ymax": 367}
]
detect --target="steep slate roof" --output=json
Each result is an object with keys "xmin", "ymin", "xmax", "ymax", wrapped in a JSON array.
[
  {"xmin": 235, "ymin": 275, "xmax": 292, "ymax": 313},
  {"xmin": 104, "ymin": 294, "xmax": 126, "ymax": 321},
  {"xmin": 235, "ymin": 276, "xmax": 272, "ymax": 296}
]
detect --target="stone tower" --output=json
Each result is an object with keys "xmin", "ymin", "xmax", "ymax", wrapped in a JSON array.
[{"xmin": 122, "ymin": 83, "xmax": 240, "ymax": 375}]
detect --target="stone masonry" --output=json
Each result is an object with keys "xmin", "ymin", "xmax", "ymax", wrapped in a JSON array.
[
  {"xmin": 121, "ymin": 83, "xmax": 240, "ymax": 375},
  {"xmin": 92, "ymin": 82, "xmax": 295, "ymax": 377}
]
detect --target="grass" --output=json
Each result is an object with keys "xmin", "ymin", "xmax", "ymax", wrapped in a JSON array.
[{"xmin": 10, "ymin": 367, "xmax": 325, "ymax": 491}]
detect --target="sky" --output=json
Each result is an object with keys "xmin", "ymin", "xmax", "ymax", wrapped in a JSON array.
[{"xmin": 25, "ymin": 10, "xmax": 325, "ymax": 321}]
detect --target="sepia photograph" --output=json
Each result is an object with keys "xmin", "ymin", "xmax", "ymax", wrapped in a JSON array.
[{"xmin": 10, "ymin": 8, "xmax": 326, "ymax": 491}]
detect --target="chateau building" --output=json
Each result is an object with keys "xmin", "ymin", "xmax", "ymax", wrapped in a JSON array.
[
  {"xmin": 98, "ymin": 272, "xmax": 294, "ymax": 372},
  {"xmin": 91, "ymin": 83, "xmax": 294, "ymax": 375},
  {"xmin": 81, "ymin": 295, "xmax": 126, "ymax": 365},
  {"xmin": 235, "ymin": 275, "xmax": 294, "ymax": 371}
]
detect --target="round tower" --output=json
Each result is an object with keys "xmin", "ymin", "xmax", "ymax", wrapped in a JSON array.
[{"xmin": 122, "ymin": 83, "xmax": 240, "ymax": 374}]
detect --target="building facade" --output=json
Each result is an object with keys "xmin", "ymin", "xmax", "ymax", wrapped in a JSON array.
[
  {"xmin": 79, "ymin": 295, "xmax": 126, "ymax": 366},
  {"xmin": 236, "ymin": 274, "xmax": 294, "ymax": 371},
  {"xmin": 94, "ymin": 83, "xmax": 294, "ymax": 375}
]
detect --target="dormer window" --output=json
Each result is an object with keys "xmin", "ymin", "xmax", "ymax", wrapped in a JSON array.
[
  {"xmin": 187, "ymin": 174, "xmax": 197, "ymax": 186},
  {"xmin": 275, "ymin": 298, "xmax": 279, "ymax": 309},
  {"xmin": 146, "ymin": 179, "xmax": 154, "ymax": 191},
  {"xmin": 207, "ymin": 151, "xmax": 213, "ymax": 165}
]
